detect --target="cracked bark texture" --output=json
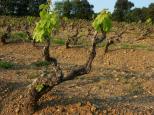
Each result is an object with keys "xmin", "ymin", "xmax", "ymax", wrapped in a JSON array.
[
  {"xmin": 22, "ymin": 30, "xmax": 106, "ymax": 114},
  {"xmin": 0, "ymin": 25, "xmax": 11, "ymax": 45}
]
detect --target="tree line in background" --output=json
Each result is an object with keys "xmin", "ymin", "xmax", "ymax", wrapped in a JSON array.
[
  {"xmin": 0, "ymin": 0, "xmax": 47, "ymax": 16},
  {"xmin": 112, "ymin": 0, "xmax": 154, "ymax": 23},
  {"xmin": 0, "ymin": 0, "xmax": 153, "ymax": 23},
  {"xmin": 54, "ymin": 0, "xmax": 94, "ymax": 20}
]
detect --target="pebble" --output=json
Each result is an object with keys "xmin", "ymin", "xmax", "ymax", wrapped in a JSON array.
[
  {"xmin": 103, "ymin": 110, "xmax": 107, "ymax": 114},
  {"xmin": 130, "ymin": 49, "xmax": 135, "ymax": 52},
  {"xmin": 77, "ymin": 102, "xmax": 82, "ymax": 107},
  {"xmin": 15, "ymin": 107, "xmax": 20, "ymax": 113},
  {"xmin": 133, "ymin": 95, "xmax": 138, "ymax": 98},
  {"xmin": 91, "ymin": 106, "xmax": 96, "ymax": 112},
  {"xmin": 124, "ymin": 51, "xmax": 127, "ymax": 54},
  {"xmin": 19, "ymin": 95, "xmax": 23, "ymax": 99},
  {"xmin": 115, "ymin": 78, "xmax": 120, "ymax": 81}
]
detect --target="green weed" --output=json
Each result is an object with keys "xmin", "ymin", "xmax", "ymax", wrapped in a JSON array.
[
  {"xmin": 0, "ymin": 60, "xmax": 15, "ymax": 69},
  {"xmin": 31, "ymin": 61, "xmax": 50, "ymax": 67},
  {"xmin": 52, "ymin": 38, "xmax": 65, "ymax": 45}
]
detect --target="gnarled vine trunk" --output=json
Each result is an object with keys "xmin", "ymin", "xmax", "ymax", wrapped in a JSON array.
[
  {"xmin": 26, "ymin": 31, "xmax": 36, "ymax": 46},
  {"xmin": 65, "ymin": 21, "xmax": 81, "ymax": 49},
  {"xmin": 43, "ymin": 38, "xmax": 57, "ymax": 65},
  {"xmin": 103, "ymin": 29, "xmax": 126, "ymax": 54},
  {"xmin": 1, "ymin": 33, "xmax": 7, "ymax": 45},
  {"xmin": 24, "ymin": 24, "xmax": 36, "ymax": 46},
  {"xmin": 17, "ymin": 30, "xmax": 107, "ymax": 114},
  {"xmin": 0, "ymin": 25, "xmax": 11, "ymax": 45}
]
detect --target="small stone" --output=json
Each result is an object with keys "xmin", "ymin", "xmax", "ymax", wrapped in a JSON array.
[
  {"xmin": 103, "ymin": 110, "xmax": 107, "ymax": 113},
  {"xmin": 130, "ymin": 49, "xmax": 135, "ymax": 52},
  {"xmin": 15, "ymin": 107, "xmax": 20, "ymax": 113},
  {"xmin": 19, "ymin": 95, "xmax": 23, "ymax": 99},
  {"xmin": 91, "ymin": 105, "xmax": 96, "ymax": 112},
  {"xmin": 133, "ymin": 95, "xmax": 138, "ymax": 98},
  {"xmin": 130, "ymin": 66, "xmax": 134, "ymax": 70},
  {"xmin": 77, "ymin": 102, "xmax": 82, "ymax": 107},
  {"xmin": 86, "ymin": 101, "xmax": 92, "ymax": 106},
  {"xmin": 124, "ymin": 51, "xmax": 127, "ymax": 54},
  {"xmin": 115, "ymin": 78, "xmax": 120, "ymax": 81}
]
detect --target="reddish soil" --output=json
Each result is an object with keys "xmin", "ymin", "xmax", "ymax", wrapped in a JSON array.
[{"xmin": 0, "ymin": 43, "xmax": 154, "ymax": 114}]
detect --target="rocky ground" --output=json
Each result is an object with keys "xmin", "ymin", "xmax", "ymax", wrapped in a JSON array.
[{"xmin": 0, "ymin": 41, "xmax": 154, "ymax": 114}]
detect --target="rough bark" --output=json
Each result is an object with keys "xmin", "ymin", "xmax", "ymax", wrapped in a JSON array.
[
  {"xmin": 43, "ymin": 38, "xmax": 57, "ymax": 65},
  {"xmin": 65, "ymin": 22, "xmax": 81, "ymax": 48},
  {"xmin": 0, "ymin": 25, "xmax": 11, "ymax": 45},
  {"xmin": 25, "ymin": 65, "xmax": 63, "ymax": 114},
  {"xmin": 104, "ymin": 40, "xmax": 114, "ymax": 54},
  {"xmin": 24, "ymin": 24, "xmax": 36, "ymax": 46},
  {"xmin": 136, "ymin": 28, "xmax": 152, "ymax": 41},
  {"xmin": 26, "ymin": 31, "xmax": 36, "ymax": 46},
  {"xmin": 65, "ymin": 29, "xmax": 79, "ymax": 48},
  {"xmin": 1, "ymin": 33, "xmax": 7, "ymax": 45},
  {"xmin": 103, "ymin": 29, "xmax": 126, "ymax": 54},
  {"xmin": 65, "ymin": 38, "xmax": 71, "ymax": 49},
  {"xmin": 21, "ymin": 30, "xmax": 107, "ymax": 114}
]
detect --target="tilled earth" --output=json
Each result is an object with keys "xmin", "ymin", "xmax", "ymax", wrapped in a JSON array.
[{"xmin": 0, "ymin": 43, "xmax": 154, "ymax": 114}]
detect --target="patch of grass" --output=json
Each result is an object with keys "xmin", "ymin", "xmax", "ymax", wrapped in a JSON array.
[
  {"xmin": 52, "ymin": 38, "xmax": 65, "ymax": 45},
  {"xmin": 11, "ymin": 32, "xmax": 29, "ymax": 42},
  {"xmin": 121, "ymin": 43, "xmax": 130, "ymax": 49},
  {"xmin": 121, "ymin": 43, "xmax": 149, "ymax": 50},
  {"xmin": 0, "ymin": 60, "xmax": 15, "ymax": 69},
  {"xmin": 31, "ymin": 61, "xmax": 50, "ymax": 67},
  {"xmin": 132, "ymin": 44, "xmax": 148, "ymax": 49},
  {"xmin": 27, "ymin": 72, "xmax": 39, "ymax": 79},
  {"xmin": 102, "ymin": 41, "xmax": 107, "ymax": 47}
]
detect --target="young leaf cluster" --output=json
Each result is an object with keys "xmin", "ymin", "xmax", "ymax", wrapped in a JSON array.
[
  {"xmin": 33, "ymin": 4, "xmax": 60, "ymax": 42},
  {"xmin": 27, "ymin": 16, "xmax": 34, "ymax": 25},
  {"xmin": 145, "ymin": 18, "xmax": 152, "ymax": 25},
  {"xmin": 92, "ymin": 10, "xmax": 112, "ymax": 32},
  {"xmin": 35, "ymin": 84, "xmax": 44, "ymax": 92}
]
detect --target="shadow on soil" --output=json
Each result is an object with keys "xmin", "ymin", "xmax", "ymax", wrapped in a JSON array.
[
  {"xmin": 37, "ymin": 89, "xmax": 154, "ymax": 113},
  {"xmin": 0, "ymin": 80, "xmax": 29, "ymax": 112}
]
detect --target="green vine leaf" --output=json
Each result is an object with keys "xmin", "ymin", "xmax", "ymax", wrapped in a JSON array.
[
  {"xmin": 33, "ymin": 4, "xmax": 60, "ymax": 42},
  {"xmin": 27, "ymin": 16, "xmax": 34, "ymax": 25},
  {"xmin": 146, "ymin": 18, "xmax": 152, "ymax": 25},
  {"xmin": 35, "ymin": 84, "xmax": 44, "ymax": 93},
  {"xmin": 92, "ymin": 10, "xmax": 112, "ymax": 32}
]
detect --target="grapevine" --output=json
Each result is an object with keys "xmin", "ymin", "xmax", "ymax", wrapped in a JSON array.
[{"xmin": 33, "ymin": 4, "xmax": 60, "ymax": 42}]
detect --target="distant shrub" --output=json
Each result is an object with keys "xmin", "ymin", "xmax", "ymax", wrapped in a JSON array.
[
  {"xmin": 11, "ymin": 32, "xmax": 29, "ymax": 42},
  {"xmin": 52, "ymin": 38, "xmax": 65, "ymax": 45},
  {"xmin": 31, "ymin": 61, "xmax": 50, "ymax": 67}
]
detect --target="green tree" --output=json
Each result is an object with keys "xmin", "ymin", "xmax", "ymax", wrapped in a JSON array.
[
  {"xmin": 71, "ymin": 0, "xmax": 94, "ymax": 19},
  {"xmin": 28, "ymin": 0, "xmax": 48, "ymax": 16},
  {"xmin": 112, "ymin": 0, "xmax": 134, "ymax": 21},
  {"xmin": 124, "ymin": 3, "xmax": 154, "ymax": 23},
  {"xmin": 148, "ymin": 3, "xmax": 154, "ymax": 21},
  {"xmin": 54, "ymin": 0, "xmax": 94, "ymax": 19},
  {"xmin": 125, "ymin": 8, "xmax": 145, "ymax": 22},
  {"xmin": 55, "ymin": 0, "xmax": 72, "ymax": 18},
  {"xmin": 0, "ymin": 0, "xmax": 47, "ymax": 16}
]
